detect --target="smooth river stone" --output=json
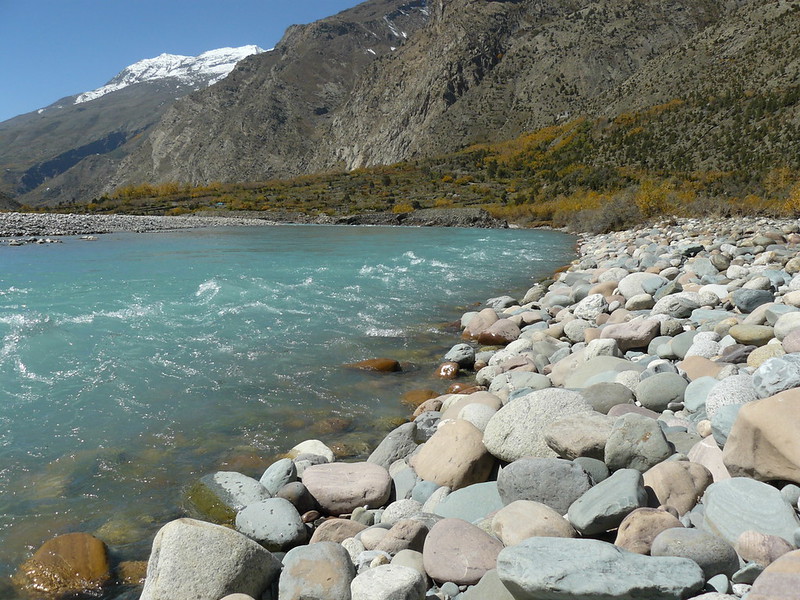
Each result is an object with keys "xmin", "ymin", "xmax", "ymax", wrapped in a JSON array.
[
  {"xmin": 491, "ymin": 500, "xmax": 577, "ymax": 546},
  {"xmin": 497, "ymin": 457, "xmax": 593, "ymax": 515},
  {"xmin": 748, "ymin": 549, "xmax": 800, "ymax": 600},
  {"xmin": 701, "ymin": 477, "xmax": 800, "ymax": 545},
  {"xmin": 234, "ymin": 497, "xmax": 307, "ymax": 551},
  {"xmin": 302, "ymin": 462, "xmax": 392, "ymax": 516},
  {"xmin": 613, "ymin": 508, "xmax": 684, "ymax": 555},
  {"xmin": 411, "ymin": 419, "xmax": 494, "ymax": 490},
  {"xmin": 643, "ymin": 461, "xmax": 713, "ymax": 516},
  {"xmin": 350, "ymin": 564, "xmax": 426, "ymax": 600},
  {"xmin": 651, "ymin": 527, "xmax": 740, "ymax": 579},
  {"xmin": 279, "ymin": 542, "xmax": 354, "ymax": 600},
  {"xmin": 752, "ymin": 355, "xmax": 800, "ymax": 399},
  {"xmin": 422, "ymin": 518, "xmax": 503, "ymax": 585},
  {"xmin": 543, "ymin": 411, "xmax": 615, "ymax": 460},
  {"xmin": 185, "ymin": 471, "xmax": 271, "ymax": 525},
  {"xmin": 140, "ymin": 518, "xmax": 281, "ymax": 600},
  {"xmin": 705, "ymin": 374, "xmax": 758, "ymax": 419},
  {"xmin": 567, "ymin": 469, "xmax": 647, "ymax": 535},
  {"xmin": 367, "ymin": 422, "xmax": 418, "ymax": 469},
  {"xmin": 482, "ymin": 388, "xmax": 592, "ymax": 461},
  {"xmin": 433, "ymin": 481, "xmax": 504, "ymax": 523},
  {"xmin": 722, "ymin": 389, "xmax": 800, "ymax": 484},
  {"xmin": 604, "ymin": 412, "xmax": 673, "ymax": 472},
  {"xmin": 13, "ymin": 533, "xmax": 111, "ymax": 598},
  {"xmin": 497, "ymin": 537, "xmax": 705, "ymax": 600}
]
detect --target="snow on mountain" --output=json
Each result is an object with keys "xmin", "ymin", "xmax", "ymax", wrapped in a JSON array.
[{"xmin": 74, "ymin": 45, "xmax": 266, "ymax": 105}]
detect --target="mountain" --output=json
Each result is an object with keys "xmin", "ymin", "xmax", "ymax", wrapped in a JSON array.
[
  {"xmin": 8, "ymin": 0, "xmax": 800, "ymax": 207},
  {"xmin": 0, "ymin": 45, "xmax": 263, "ymax": 206},
  {"xmin": 111, "ymin": 0, "xmax": 794, "ymax": 196}
]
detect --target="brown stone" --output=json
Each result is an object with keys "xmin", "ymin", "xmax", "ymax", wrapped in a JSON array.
[
  {"xmin": 643, "ymin": 461, "xmax": 713, "ymax": 516},
  {"xmin": 435, "ymin": 361, "xmax": 460, "ymax": 379},
  {"xmin": 736, "ymin": 530, "xmax": 795, "ymax": 567},
  {"xmin": 344, "ymin": 358, "xmax": 402, "ymax": 372},
  {"xmin": 445, "ymin": 383, "xmax": 486, "ymax": 395},
  {"xmin": 375, "ymin": 519, "xmax": 429, "ymax": 554},
  {"xmin": 422, "ymin": 518, "xmax": 503, "ymax": 585},
  {"xmin": 600, "ymin": 319, "xmax": 660, "ymax": 351},
  {"xmin": 687, "ymin": 437, "xmax": 731, "ymax": 483},
  {"xmin": 476, "ymin": 319, "xmax": 521, "ymax": 346},
  {"xmin": 401, "ymin": 389, "xmax": 439, "ymax": 408},
  {"xmin": 463, "ymin": 308, "xmax": 499, "ymax": 339},
  {"xmin": 491, "ymin": 500, "xmax": 577, "ymax": 546},
  {"xmin": 614, "ymin": 508, "xmax": 684, "ymax": 555},
  {"xmin": 440, "ymin": 391, "xmax": 503, "ymax": 421},
  {"xmin": 748, "ymin": 549, "xmax": 800, "ymax": 600},
  {"xmin": 677, "ymin": 355, "xmax": 727, "ymax": 381},
  {"xmin": 409, "ymin": 419, "xmax": 494, "ymax": 490},
  {"xmin": 412, "ymin": 397, "xmax": 444, "ymax": 418},
  {"xmin": 543, "ymin": 411, "xmax": 615, "ymax": 460},
  {"xmin": 13, "ymin": 532, "xmax": 111, "ymax": 597},
  {"xmin": 723, "ymin": 390, "xmax": 800, "ymax": 484},
  {"xmin": 309, "ymin": 518, "xmax": 367, "ymax": 543},
  {"xmin": 302, "ymin": 462, "xmax": 392, "ymax": 516},
  {"xmin": 118, "ymin": 561, "xmax": 148, "ymax": 585}
]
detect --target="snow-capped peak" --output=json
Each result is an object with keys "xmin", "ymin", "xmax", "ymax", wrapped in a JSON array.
[{"xmin": 74, "ymin": 45, "xmax": 266, "ymax": 105}]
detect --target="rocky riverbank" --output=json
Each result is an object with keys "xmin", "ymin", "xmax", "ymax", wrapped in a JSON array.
[
  {"xmin": 11, "ymin": 216, "xmax": 800, "ymax": 600},
  {"xmin": 0, "ymin": 207, "xmax": 506, "ymax": 244}
]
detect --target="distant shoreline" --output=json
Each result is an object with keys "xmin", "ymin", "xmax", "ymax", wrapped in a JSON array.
[{"xmin": 0, "ymin": 207, "xmax": 508, "ymax": 241}]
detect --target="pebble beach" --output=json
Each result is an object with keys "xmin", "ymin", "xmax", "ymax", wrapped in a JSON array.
[{"xmin": 10, "ymin": 215, "xmax": 800, "ymax": 600}]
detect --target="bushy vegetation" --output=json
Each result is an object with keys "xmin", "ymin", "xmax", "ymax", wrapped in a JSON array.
[{"xmin": 33, "ymin": 85, "xmax": 800, "ymax": 234}]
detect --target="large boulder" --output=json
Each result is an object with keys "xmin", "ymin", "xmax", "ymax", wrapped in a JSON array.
[
  {"xmin": 497, "ymin": 537, "xmax": 705, "ymax": 600},
  {"xmin": 410, "ymin": 419, "xmax": 494, "ymax": 490},
  {"xmin": 302, "ymin": 462, "xmax": 392, "ymax": 516},
  {"xmin": 139, "ymin": 519, "xmax": 281, "ymax": 600},
  {"xmin": 722, "ymin": 389, "xmax": 800, "ymax": 484},
  {"xmin": 483, "ymin": 388, "xmax": 592, "ymax": 461}
]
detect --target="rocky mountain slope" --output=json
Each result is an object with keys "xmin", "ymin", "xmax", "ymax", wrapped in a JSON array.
[
  {"xmin": 7, "ymin": 0, "xmax": 800, "ymax": 207},
  {"xmin": 0, "ymin": 46, "xmax": 262, "ymax": 206}
]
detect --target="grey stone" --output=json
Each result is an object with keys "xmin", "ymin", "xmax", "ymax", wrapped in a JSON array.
[
  {"xmin": 567, "ymin": 469, "xmax": 648, "ymax": 535},
  {"xmin": 411, "ymin": 480, "xmax": 441, "ymax": 504},
  {"xmin": 544, "ymin": 411, "xmax": 615, "ymax": 460},
  {"xmin": 496, "ymin": 537, "xmax": 704, "ymax": 600},
  {"xmin": 140, "ymin": 518, "xmax": 281, "ymax": 600},
  {"xmin": 488, "ymin": 371, "xmax": 551, "ymax": 398},
  {"xmin": 381, "ymin": 499, "xmax": 424, "ymax": 526},
  {"xmin": 701, "ymin": 477, "xmax": 800, "ymax": 545},
  {"xmin": 574, "ymin": 293, "xmax": 608, "ymax": 321},
  {"xmin": 635, "ymin": 373, "xmax": 689, "ymax": 412},
  {"xmin": 580, "ymin": 382, "xmax": 636, "ymax": 414},
  {"xmin": 458, "ymin": 403, "xmax": 496, "ymax": 432},
  {"xmin": 731, "ymin": 562, "xmax": 764, "ymax": 584},
  {"xmin": 186, "ymin": 471, "xmax": 271, "ymax": 525},
  {"xmin": 279, "ymin": 542, "xmax": 354, "ymax": 600},
  {"xmin": 684, "ymin": 376, "xmax": 718, "ymax": 413},
  {"xmin": 368, "ymin": 422, "xmax": 419, "ymax": 469},
  {"xmin": 259, "ymin": 459, "xmax": 297, "ymax": 496},
  {"xmin": 482, "ymin": 388, "xmax": 592, "ymax": 461},
  {"xmin": 433, "ymin": 481, "xmax": 504, "ymax": 523},
  {"xmin": 461, "ymin": 569, "xmax": 515, "ymax": 600},
  {"xmin": 393, "ymin": 466, "xmax": 419, "ymax": 501},
  {"xmin": 652, "ymin": 294, "xmax": 702, "ymax": 319},
  {"xmin": 651, "ymin": 527, "xmax": 740, "ymax": 579},
  {"xmin": 444, "ymin": 343, "xmax": 476, "ymax": 367},
  {"xmin": 414, "ymin": 411, "xmax": 440, "ymax": 442},
  {"xmin": 618, "ymin": 272, "xmax": 669, "ymax": 299},
  {"xmin": 731, "ymin": 289, "xmax": 774, "ymax": 313},
  {"xmin": 497, "ymin": 457, "xmax": 594, "ymax": 515},
  {"xmin": 574, "ymin": 457, "xmax": 610, "ymax": 483},
  {"xmin": 564, "ymin": 319, "xmax": 591, "ymax": 343},
  {"xmin": 234, "ymin": 498, "xmax": 307, "ymax": 552},
  {"xmin": 711, "ymin": 403, "xmax": 742, "ymax": 447},
  {"xmin": 391, "ymin": 549, "xmax": 427, "ymax": 580},
  {"xmin": 584, "ymin": 338, "xmax": 624, "ymax": 360},
  {"xmin": 605, "ymin": 413, "xmax": 674, "ymax": 472},
  {"xmin": 705, "ymin": 374, "xmax": 757, "ymax": 419},
  {"xmin": 350, "ymin": 564, "xmax": 426, "ymax": 600},
  {"xmin": 671, "ymin": 331, "xmax": 700, "ymax": 360},
  {"xmin": 752, "ymin": 355, "xmax": 800, "ymax": 398}
]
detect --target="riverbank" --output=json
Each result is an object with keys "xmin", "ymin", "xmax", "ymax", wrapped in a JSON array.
[
  {"xmin": 11, "ymin": 215, "xmax": 800, "ymax": 599},
  {"xmin": 0, "ymin": 207, "xmax": 507, "ymax": 242}
]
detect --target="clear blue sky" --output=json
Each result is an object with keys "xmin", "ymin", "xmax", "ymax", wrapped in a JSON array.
[{"xmin": 0, "ymin": 0, "xmax": 362, "ymax": 122}]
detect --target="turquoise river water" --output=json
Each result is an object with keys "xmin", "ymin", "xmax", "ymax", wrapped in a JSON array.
[{"xmin": 0, "ymin": 224, "xmax": 575, "ymax": 596}]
